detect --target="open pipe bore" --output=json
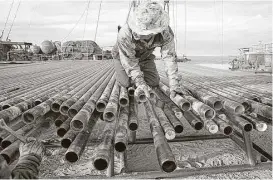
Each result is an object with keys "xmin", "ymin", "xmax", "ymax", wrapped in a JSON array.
[
  {"xmin": 94, "ymin": 158, "xmax": 108, "ymax": 171},
  {"xmin": 162, "ymin": 160, "xmax": 177, "ymax": 173},
  {"xmin": 65, "ymin": 152, "xmax": 78, "ymax": 163}
]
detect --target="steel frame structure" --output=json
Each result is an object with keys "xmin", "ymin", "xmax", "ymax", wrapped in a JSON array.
[{"xmin": 47, "ymin": 130, "xmax": 272, "ymax": 179}]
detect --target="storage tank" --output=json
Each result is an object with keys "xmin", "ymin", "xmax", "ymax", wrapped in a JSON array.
[
  {"xmin": 32, "ymin": 45, "xmax": 41, "ymax": 54},
  {"xmin": 41, "ymin": 40, "xmax": 57, "ymax": 54}
]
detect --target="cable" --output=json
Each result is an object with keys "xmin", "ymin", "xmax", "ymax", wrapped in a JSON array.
[
  {"xmin": 61, "ymin": 1, "xmax": 90, "ymax": 42},
  {"xmin": 6, "ymin": 0, "xmax": 21, "ymax": 41},
  {"xmin": 94, "ymin": 0, "xmax": 103, "ymax": 42},
  {"xmin": 1, "ymin": 0, "xmax": 14, "ymax": 41},
  {"xmin": 83, "ymin": 0, "xmax": 91, "ymax": 40},
  {"xmin": 176, "ymin": 0, "xmax": 178, "ymax": 52},
  {"xmin": 172, "ymin": 0, "xmax": 176, "ymax": 51},
  {"xmin": 221, "ymin": 0, "xmax": 224, "ymax": 64},
  {"xmin": 184, "ymin": 0, "xmax": 187, "ymax": 56},
  {"xmin": 213, "ymin": 0, "xmax": 222, "ymax": 58}
]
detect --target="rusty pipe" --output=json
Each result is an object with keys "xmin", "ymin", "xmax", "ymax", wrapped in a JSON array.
[
  {"xmin": 153, "ymin": 105, "xmax": 176, "ymax": 140},
  {"xmin": 103, "ymin": 83, "xmax": 120, "ymax": 122},
  {"xmin": 119, "ymin": 86, "xmax": 129, "ymax": 107},
  {"xmin": 93, "ymin": 129, "xmax": 114, "ymax": 171},
  {"xmin": 95, "ymin": 75, "xmax": 116, "ymax": 112},
  {"xmin": 144, "ymin": 101, "xmax": 177, "ymax": 173},
  {"xmin": 61, "ymin": 129, "xmax": 79, "ymax": 148},
  {"xmin": 114, "ymin": 106, "xmax": 129, "ymax": 152},
  {"xmin": 159, "ymin": 82, "xmax": 191, "ymax": 111},
  {"xmin": 128, "ymin": 96, "xmax": 138, "ymax": 131},
  {"xmin": 213, "ymin": 116, "xmax": 233, "ymax": 136},
  {"xmin": 54, "ymin": 115, "xmax": 68, "ymax": 127},
  {"xmin": 57, "ymin": 118, "xmax": 72, "ymax": 137},
  {"xmin": 182, "ymin": 111, "xmax": 204, "ymax": 130},
  {"xmin": 241, "ymin": 114, "xmax": 267, "ymax": 132},
  {"xmin": 163, "ymin": 105, "xmax": 184, "ymax": 133}
]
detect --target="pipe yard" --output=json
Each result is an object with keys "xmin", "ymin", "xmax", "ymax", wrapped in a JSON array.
[{"xmin": 0, "ymin": 60, "xmax": 272, "ymax": 178}]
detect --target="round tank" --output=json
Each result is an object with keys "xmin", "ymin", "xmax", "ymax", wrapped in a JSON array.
[
  {"xmin": 32, "ymin": 45, "xmax": 41, "ymax": 54},
  {"xmin": 41, "ymin": 40, "xmax": 57, "ymax": 54}
]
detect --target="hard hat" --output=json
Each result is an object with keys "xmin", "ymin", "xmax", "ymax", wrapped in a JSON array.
[{"xmin": 128, "ymin": 0, "xmax": 169, "ymax": 35}]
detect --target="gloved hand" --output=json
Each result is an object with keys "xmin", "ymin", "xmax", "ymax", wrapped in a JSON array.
[
  {"xmin": 170, "ymin": 85, "xmax": 184, "ymax": 99},
  {"xmin": 19, "ymin": 138, "xmax": 45, "ymax": 159},
  {"xmin": 134, "ymin": 83, "xmax": 150, "ymax": 101}
]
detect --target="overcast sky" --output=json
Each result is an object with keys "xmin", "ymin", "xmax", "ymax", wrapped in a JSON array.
[{"xmin": 0, "ymin": 0, "xmax": 272, "ymax": 56}]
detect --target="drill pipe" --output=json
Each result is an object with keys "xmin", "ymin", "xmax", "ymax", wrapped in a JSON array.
[
  {"xmin": 70, "ymin": 75, "xmax": 116, "ymax": 132},
  {"xmin": 60, "ymin": 67, "xmax": 113, "ymax": 115},
  {"xmin": 57, "ymin": 118, "xmax": 72, "ymax": 137},
  {"xmin": 187, "ymin": 95, "xmax": 216, "ymax": 120},
  {"xmin": 93, "ymin": 129, "xmax": 114, "ymax": 171},
  {"xmin": 65, "ymin": 130, "xmax": 90, "ymax": 162},
  {"xmin": 40, "ymin": 111, "xmax": 60, "ymax": 128},
  {"xmin": 95, "ymin": 75, "xmax": 116, "ymax": 112},
  {"xmin": 0, "ymin": 113, "xmax": 55, "ymax": 164},
  {"xmin": 128, "ymin": 96, "xmax": 138, "ymax": 131},
  {"xmin": 0, "ymin": 140, "xmax": 20, "ymax": 164},
  {"xmin": 159, "ymin": 72, "xmax": 249, "ymax": 114},
  {"xmin": 1, "ymin": 124, "xmax": 34, "ymax": 148},
  {"xmin": 22, "ymin": 89, "xmax": 69, "ymax": 124},
  {"xmin": 0, "ymin": 66, "xmax": 94, "ymax": 109},
  {"xmin": 161, "ymin": 74, "xmax": 223, "ymax": 111},
  {"xmin": 103, "ymin": 83, "xmax": 120, "ymax": 122},
  {"xmin": 0, "ymin": 120, "xmax": 25, "ymax": 143},
  {"xmin": 199, "ymin": 116, "xmax": 219, "ymax": 134},
  {"xmin": 226, "ymin": 114, "xmax": 253, "ymax": 132},
  {"xmin": 153, "ymin": 88, "xmax": 184, "ymax": 121},
  {"xmin": 182, "ymin": 82, "xmax": 223, "ymax": 111},
  {"xmin": 128, "ymin": 87, "xmax": 135, "ymax": 97},
  {"xmin": 182, "ymin": 111, "xmax": 204, "ymax": 130},
  {"xmin": 241, "ymin": 114, "xmax": 267, "ymax": 132},
  {"xmin": 61, "ymin": 129, "xmax": 79, "ymax": 148},
  {"xmin": 163, "ymin": 105, "xmax": 184, "ymax": 133},
  {"xmin": 114, "ymin": 106, "xmax": 129, "ymax": 152},
  {"xmin": 54, "ymin": 114, "xmax": 68, "ymax": 127},
  {"xmin": 159, "ymin": 82, "xmax": 191, "ymax": 111},
  {"xmin": 0, "ymin": 100, "xmax": 33, "ymax": 124},
  {"xmin": 68, "ymin": 70, "xmax": 114, "ymax": 118},
  {"xmin": 119, "ymin": 86, "xmax": 129, "ymax": 107},
  {"xmin": 212, "ymin": 116, "xmax": 233, "ymax": 136},
  {"xmin": 51, "ymin": 64, "xmax": 111, "ymax": 113},
  {"xmin": 144, "ymin": 101, "xmax": 177, "ymax": 173},
  {"xmin": 153, "ymin": 105, "xmax": 176, "ymax": 140},
  {"xmin": 134, "ymin": 87, "xmax": 147, "ymax": 103},
  {"xmin": 65, "ymin": 114, "xmax": 98, "ymax": 163}
]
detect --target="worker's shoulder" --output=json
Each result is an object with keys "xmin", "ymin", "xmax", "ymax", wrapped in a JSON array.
[{"xmin": 117, "ymin": 24, "xmax": 133, "ymax": 42}]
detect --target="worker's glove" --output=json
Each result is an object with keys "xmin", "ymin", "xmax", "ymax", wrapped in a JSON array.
[
  {"xmin": 170, "ymin": 85, "xmax": 184, "ymax": 99},
  {"xmin": 134, "ymin": 83, "xmax": 151, "ymax": 102},
  {"xmin": 19, "ymin": 138, "xmax": 45, "ymax": 160}
]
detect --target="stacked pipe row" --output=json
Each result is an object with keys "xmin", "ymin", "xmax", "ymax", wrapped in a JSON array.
[{"xmin": 0, "ymin": 61, "xmax": 271, "ymax": 174}]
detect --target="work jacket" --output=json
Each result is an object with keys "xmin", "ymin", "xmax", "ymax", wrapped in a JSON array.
[{"xmin": 113, "ymin": 24, "xmax": 180, "ymax": 89}]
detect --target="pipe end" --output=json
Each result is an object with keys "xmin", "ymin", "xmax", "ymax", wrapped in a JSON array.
[
  {"xmin": 94, "ymin": 158, "xmax": 108, "ymax": 171},
  {"xmin": 65, "ymin": 152, "xmax": 78, "ymax": 163},
  {"xmin": 114, "ymin": 142, "xmax": 127, "ymax": 152},
  {"xmin": 162, "ymin": 160, "xmax": 177, "ymax": 173}
]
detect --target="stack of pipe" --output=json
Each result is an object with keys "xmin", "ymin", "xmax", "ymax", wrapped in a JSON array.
[{"xmin": 0, "ymin": 60, "xmax": 271, "ymax": 174}]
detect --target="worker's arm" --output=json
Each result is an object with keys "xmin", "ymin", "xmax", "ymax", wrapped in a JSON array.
[
  {"xmin": 11, "ymin": 154, "xmax": 41, "ymax": 179},
  {"xmin": 117, "ymin": 25, "xmax": 145, "ymax": 87},
  {"xmin": 160, "ymin": 26, "xmax": 181, "ymax": 97},
  {"xmin": 11, "ymin": 139, "xmax": 45, "ymax": 179}
]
